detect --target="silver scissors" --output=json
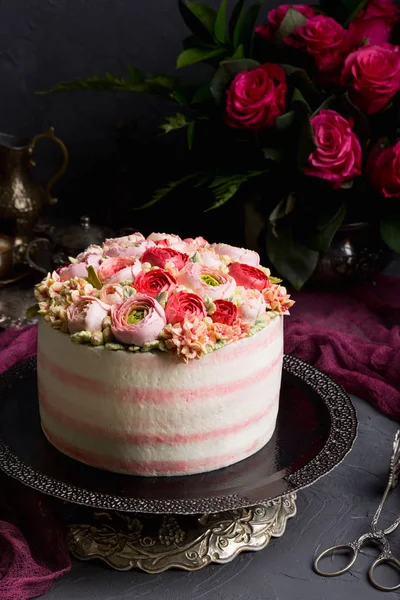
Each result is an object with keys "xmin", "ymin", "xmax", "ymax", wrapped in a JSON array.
[{"xmin": 314, "ymin": 430, "xmax": 400, "ymax": 592}]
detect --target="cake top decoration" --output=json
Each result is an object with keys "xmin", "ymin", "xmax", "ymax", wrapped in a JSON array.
[{"xmin": 32, "ymin": 232, "xmax": 294, "ymax": 362}]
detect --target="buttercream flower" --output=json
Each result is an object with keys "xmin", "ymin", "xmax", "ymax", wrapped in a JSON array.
[
  {"xmin": 207, "ymin": 319, "xmax": 249, "ymax": 345},
  {"xmin": 228, "ymin": 262, "xmax": 270, "ymax": 291},
  {"xmin": 211, "ymin": 243, "xmax": 260, "ymax": 266},
  {"xmin": 263, "ymin": 284, "xmax": 295, "ymax": 313},
  {"xmin": 134, "ymin": 269, "xmax": 177, "ymax": 298},
  {"xmin": 97, "ymin": 257, "xmax": 141, "ymax": 284},
  {"xmin": 211, "ymin": 299, "xmax": 238, "ymax": 326},
  {"xmin": 67, "ymin": 296, "xmax": 110, "ymax": 334},
  {"xmin": 367, "ymin": 140, "xmax": 400, "ymax": 197},
  {"xmin": 59, "ymin": 261, "xmax": 89, "ymax": 281},
  {"xmin": 291, "ymin": 16, "xmax": 350, "ymax": 77},
  {"xmin": 104, "ymin": 240, "xmax": 155, "ymax": 259},
  {"xmin": 349, "ymin": 0, "xmax": 399, "ymax": 47},
  {"xmin": 111, "ymin": 294, "xmax": 166, "ymax": 346},
  {"xmin": 340, "ymin": 44, "xmax": 400, "ymax": 114},
  {"xmin": 177, "ymin": 263, "xmax": 236, "ymax": 300},
  {"xmin": 147, "ymin": 232, "xmax": 182, "ymax": 245},
  {"xmin": 170, "ymin": 236, "xmax": 210, "ymax": 254},
  {"xmin": 161, "ymin": 317, "xmax": 210, "ymax": 361},
  {"xmin": 194, "ymin": 248, "xmax": 224, "ymax": 268},
  {"xmin": 255, "ymin": 5, "xmax": 316, "ymax": 43},
  {"xmin": 225, "ymin": 63, "xmax": 287, "ymax": 130},
  {"xmin": 103, "ymin": 233, "xmax": 145, "ymax": 249},
  {"xmin": 165, "ymin": 291, "xmax": 207, "ymax": 324},
  {"xmin": 99, "ymin": 283, "xmax": 125, "ymax": 305},
  {"xmin": 75, "ymin": 245, "xmax": 103, "ymax": 262},
  {"xmin": 141, "ymin": 246, "xmax": 189, "ymax": 270},
  {"xmin": 235, "ymin": 289, "xmax": 267, "ymax": 324},
  {"xmin": 304, "ymin": 110, "xmax": 362, "ymax": 187}
]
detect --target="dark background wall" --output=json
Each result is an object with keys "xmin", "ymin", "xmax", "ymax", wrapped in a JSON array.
[{"xmin": 0, "ymin": 0, "xmax": 282, "ymax": 239}]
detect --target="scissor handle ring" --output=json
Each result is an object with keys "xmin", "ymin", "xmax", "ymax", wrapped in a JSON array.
[
  {"xmin": 314, "ymin": 544, "xmax": 357, "ymax": 577},
  {"xmin": 369, "ymin": 557, "xmax": 400, "ymax": 592}
]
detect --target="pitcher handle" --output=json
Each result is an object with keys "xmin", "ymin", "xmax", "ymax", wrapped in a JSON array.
[
  {"xmin": 28, "ymin": 127, "xmax": 69, "ymax": 205},
  {"xmin": 25, "ymin": 238, "xmax": 51, "ymax": 275}
]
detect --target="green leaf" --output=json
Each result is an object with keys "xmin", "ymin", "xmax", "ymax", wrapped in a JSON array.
[
  {"xmin": 191, "ymin": 83, "xmax": 213, "ymax": 103},
  {"xmin": 136, "ymin": 173, "xmax": 201, "ymax": 210},
  {"xmin": 233, "ymin": 2, "xmax": 262, "ymax": 55},
  {"xmin": 186, "ymin": 2, "xmax": 217, "ymax": 33},
  {"xmin": 187, "ymin": 121, "xmax": 196, "ymax": 149},
  {"xmin": 179, "ymin": 0, "xmax": 216, "ymax": 43},
  {"xmin": 86, "ymin": 265, "xmax": 102, "ymax": 290},
  {"xmin": 266, "ymin": 225, "xmax": 319, "ymax": 290},
  {"xmin": 176, "ymin": 46, "xmax": 226, "ymax": 68},
  {"xmin": 269, "ymin": 194, "xmax": 297, "ymax": 235},
  {"xmin": 229, "ymin": 0, "xmax": 245, "ymax": 40},
  {"xmin": 214, "ymin": 0, "xmax": 228, "ymax": 43},
  {"xmin": 276, "ymin": 7, "xmax": 308, "ymax": 41},
  {"xmin": 291, "ymin": 87, "xmax": 311, "ymax": 113},
  {"xmin": 311, "ymin": 94, "xmax": 340, "ymax": 117},
  {"xmin": 380, "ymin": 218, "xmax": 400, "ymax": 253},
  {"xmin": 297, "ymin": 113, "xmax": 317, "ymax": 170},
  {"xmin": 343, "ymin": 0, "xmax": 369, "ymax": 26},
  {"xmin": 160, "ymin": 113, "xmax": 192, "ymax": 134},
  {"xmin": 210, "ymin": 58, "xmax": 259, "ymax": 102},
  {"xmin": 206, "ymin": 171, "xmax": 265, "ymax": 211},
  {"xmin": 309, "ymin": 201, "xmax": 347, "ymax": 252},
  {"xmin": 232, "ymin": 43, "xmax": 245, "ymax": 59},
  {"xmin": 280, "ymin": 64, "xmax": 324, "ymax": 110},
  {"xmin": 262, "ymin": 147, "xmax": 284, "ymax": 162},
  {"xmin": 275, "ymin": 110, "xmax": 296, "ymax": 131},
  {"xmin": 127, "ymin": 65, "xmax": 145, "ymax": 85},
  {"xmin": 26, "ymin": 304, "xmax": 40, "ymax": 318}
]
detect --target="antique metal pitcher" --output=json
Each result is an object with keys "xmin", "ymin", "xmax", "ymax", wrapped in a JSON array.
[{"xmin": 0, "ymin": 127, "xmax": 68, "ymax": 238}]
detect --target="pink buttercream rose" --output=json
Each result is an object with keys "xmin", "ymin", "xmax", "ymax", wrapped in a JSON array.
[
  {"xmin": 134, "ymin": 268, "xmax": 177, "ymax": 298},
  {"xmin": 104, "ymin": 240, "xmax": 155, "ymax": 259},
  {"xmin": 141, "ymin": 246, "xmax": 189, "ymax": 271},
  {"xmin": 59, "ymin": 252, "xmax": 102, "ymax": 281},
  {"xmin": 211, "ymin": 243, "xmax": 260, "ymax": 266},
  {"xmin": 97, "ymin": 257, "xmax": 141, "ymax": 284},
  {"xmin": 147, "ymin": 232, "xmax": 182, "ymax": 245},
  {"xmin": 165, "ymin": 291, "xmax": 207, "ymax": 324},
  {"xmin": 228, "ymin": 262, "xmax": 270, "ymax": 291},
  {"xmin": 255, "ymin": 5, "xmax": 315, "ymax": 43},
  {"xmin": 177, "ymin": 263, "xmax": 236, "ymax": 300},
  {"xmin": 99, "ymin": 283, "xmax": 125, "ymax": 306},
  {"xmin": 67, "ymin": 296, "xmax": 110, "ymax": 334},
  {"xmin": 303, "ymin": 110, "xmax": 362, "ymax": 187},
  {"xmin": 195, "ymin": 248, "xmax": 224, "ymax": 268},
  {"xmin": 103, "ymin": 233, "xmax": 145, "ymax": 250},
  {"xmin": 367, "ymin": 140, "xmax": 400, "ymax": 197},
  {"xmin": 349, "ymin": 0, "xmax": 399, "ymax": 47},
  {"xmin": 111, "ymin": 294, "xmax": 166, "ymax": 346},
  {"xmin": 340, "ymin": 44, "xmax": 400, "ymax": 114},
  {"xmin": 170, "ymin": 236, "xmax": 210, "ymax": 254},
  {"xmin": 225, "ymin": 63, "xmax": 287, "ymax": 130},
  {"xmin": 236, "ymin": 289, "xmax": 266, "ymax": 324},
  {"xmin": 291, "ymin": 16, "xmax": 351, "ymax": 77},
  {"xmin": 75, "ymin": 245, "xmax": 103, "ymax": 262}
]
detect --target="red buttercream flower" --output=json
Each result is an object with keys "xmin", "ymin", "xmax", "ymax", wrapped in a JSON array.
[
  {"xmin": 228, "ymin": 262, "xmax": 270, "ymax": 291},
  {"xmin": 165, "ymin": 291, "xmax": 207, "ymax": 325},
  {"xmin": 141, "ymin": 247, "xmax": 189, "ymax": 270},
  {"xmin": 211, "ymin": 299, "xmax": 238, "ymax": 326},
  {"xmin": 134, "ymin": 269, "xmax": 177, "ymax": 298}
]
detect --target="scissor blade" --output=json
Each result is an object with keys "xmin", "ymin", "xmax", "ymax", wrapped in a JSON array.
[{"xmin": 390, "ymin": 430, "xmax": 400, "ymax": 489}]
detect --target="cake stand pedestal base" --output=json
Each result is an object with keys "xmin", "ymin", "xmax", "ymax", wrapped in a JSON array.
[{"xmin": 66, "ymin": 493, "xmax": 297, "ymax": 573}]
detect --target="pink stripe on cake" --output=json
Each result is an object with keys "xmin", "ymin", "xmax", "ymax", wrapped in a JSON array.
[
  {"xmin": 41, "ymin": 424, "xmax": 271, "ymax": 475},
  {"xmin": 39, "ymin": 383, "xmax": 279, "ymax": 445},
  {"xmin": 38, "ymin": 351, "xmax": 282, "ymax": 405}
]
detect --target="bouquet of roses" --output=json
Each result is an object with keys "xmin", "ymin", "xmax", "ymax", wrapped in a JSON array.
[{"xmin": 49, "ymin": 0, "xmax": 400, "ymax": 289}]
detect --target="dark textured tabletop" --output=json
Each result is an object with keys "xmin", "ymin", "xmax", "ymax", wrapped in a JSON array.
[{"xmin": 44, "ymin": 396, "xmax": 399, "ymax": 600}]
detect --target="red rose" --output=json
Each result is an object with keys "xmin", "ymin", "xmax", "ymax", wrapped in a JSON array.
[
  {"xmin": 134, "ymin": 269, "xmax": 177, "ymax": 298},
  {"xmin": 211, "ymin": 300, "xmax": 238, "ymax": 326},
  {"xmin": 291, "ymin": 16, "xmax": 350, "ymax": 77},
  {"xmin": 225, "ymin": 63, "xmax": 287, "ymax": 131},
  {"xmin": 141, "ymin": 247, "xmax": 189, "ymax": 270},
  {"xmin": 256, "ymin": 4, "xmax": 315, "ymax": 43},
  {"xmin": 340, "ymin": 44, "xmax": 400, "ymax": 115},
  {"xmin": 304, "ymin": 110, "xmax": 362, "ymax": 187},
  {"xmin": 165, "ymin": 291, "xmax": 207, "ymax": 324},
  {"xmin": 349, "ymin": 0, "xmax": 399, "ymax": 47},
  {"xmin": 228, "ymin": 262, "xmax": 270, "ymax": 291},
  {"xmin": 367, "ymin": 140, "xmax": 400, "ymax": 197}
]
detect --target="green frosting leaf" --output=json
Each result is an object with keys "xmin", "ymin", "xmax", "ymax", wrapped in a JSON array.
[
  {"xmin": 86, "ymin": 265, "xmax": 102, "ymax": 290},
  {"xmin": 201, "ymin": 274, "xmax": 220, "ymax": 286},
  {"xmin": 127, "ymin": 309, "xmax": 145, "ymax": 324},
  {"xmin": 26, "ymin": 304, "xmax": 40, "ymax": 318},
  {"xmin": 105, "ymin": 342, "xmax": 126, "ymax": 351},
  {"xmin": 269, "ymin": 276, "xmax": 283, "ymax": 284},
  {"xmin": 156, "ymin": 291, "xmax": 168, "ymax": 307},
  {"xmin": 71, "ymin": 331, "xmax": 92, "ymax": 344},
  {"xmin": 190, "ymin": 252, "xmax": 200, "ymax": 263}
]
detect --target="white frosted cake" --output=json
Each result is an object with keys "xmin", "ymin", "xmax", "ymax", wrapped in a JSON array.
[{"xmin": 33, "ymin": 231, "xmax": 294, "ymax": 476}]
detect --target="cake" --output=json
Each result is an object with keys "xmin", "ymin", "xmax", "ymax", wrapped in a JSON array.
[{"xmin": 33, "ymin": 231, "xmax": 294, "ymax": 476}]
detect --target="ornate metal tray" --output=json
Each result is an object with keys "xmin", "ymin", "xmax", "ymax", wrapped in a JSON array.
[{"xmin": 0, "ymin": 355, "xmax": 357, "ymax": 515}]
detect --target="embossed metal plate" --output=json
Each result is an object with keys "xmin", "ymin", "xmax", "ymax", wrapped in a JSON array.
[{"xmin": 0, "ymin": 355, "xmax": 357, "ymax": 514}]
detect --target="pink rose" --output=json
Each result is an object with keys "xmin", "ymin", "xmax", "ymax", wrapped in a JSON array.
[
  {"xmin": 141, "ymin": 246, "xmax": 189, "ymax": 270},
  {"xmin": 367, "ymin": 140, "xmax": 400, "ymax": 197},
  {"xmin": 97, "ymin": 257, "xmax": 141, "ymax": 284},
  {"xmin": 291, "ymin": 16, "xmax": 350, "ymax": 76},
  {"xmin": 147, "ymin": 232, "xmax": 182, "ymax": 245},
  {"xmin": 134, "ymin": 268, "xmax": 177, "ymax": 298},
  {"xmin": 59, "ymin": 261, "xmax": 89, "ymax": 281},
  {"xmin": 211, "ymin": 299, "xmax": 238, "ymax": 326},
  {"xmin": 255, "ymin": 4, "xmax": 315, "ymax": 43},
  {"xmin": 225, "ymin": 63, "xmax": 287, "ymax": 130},
  {"xmin": 67, "ymin": 296, "xmax": 110, "ymax": 334},
  {"xmin": 165, "ymin": 291, "xmax": 207, "ymax": 324},
  {"xmin": 99, "ymin": 283, "xmax": 125, "ymax": 306},
  {"xmin": 195, "ymin": 248, "xmax": 224, "ymax": 268},
  {"xmin": 304, "ymin": 110, "xmax": 362, "ymax": 187},
  {"xmin": 75, "ymin": 245, "xmax": 103, "ymax": 262},
  {"xmin": 104, "ymin": 240, "xmax": 155, "ymax": 259},
  {"xmin": 177, "ymin": 263, "xmax": 236, "ymax": 300},
  {"xmin": 228, "ymin": 262, "xmax": 270, "ymax": 291},
  {"xmin": 340, "ymin": 44, "xmax": 400, "ymax": 114},
  {"xmin": 349, "ymin": 0, "xmax": 399, "ymax": 46},
  {"xmin": 111, "ymin": 294, "xmax": 166, "ymax": 346},
  {"xmin": 170, "ymin": 236, "xmax": 210, "ymax": 254},
  {"xmin": 236, "ymin": 289, "xmax": 266, "ymax": 324},
  {"xmin": 211, "ymin": 243, "xmax": 260, "ymax": 266},
  {"xmin": 103, "ymin": 233, "xmax": 144, "ymax": 249}
]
